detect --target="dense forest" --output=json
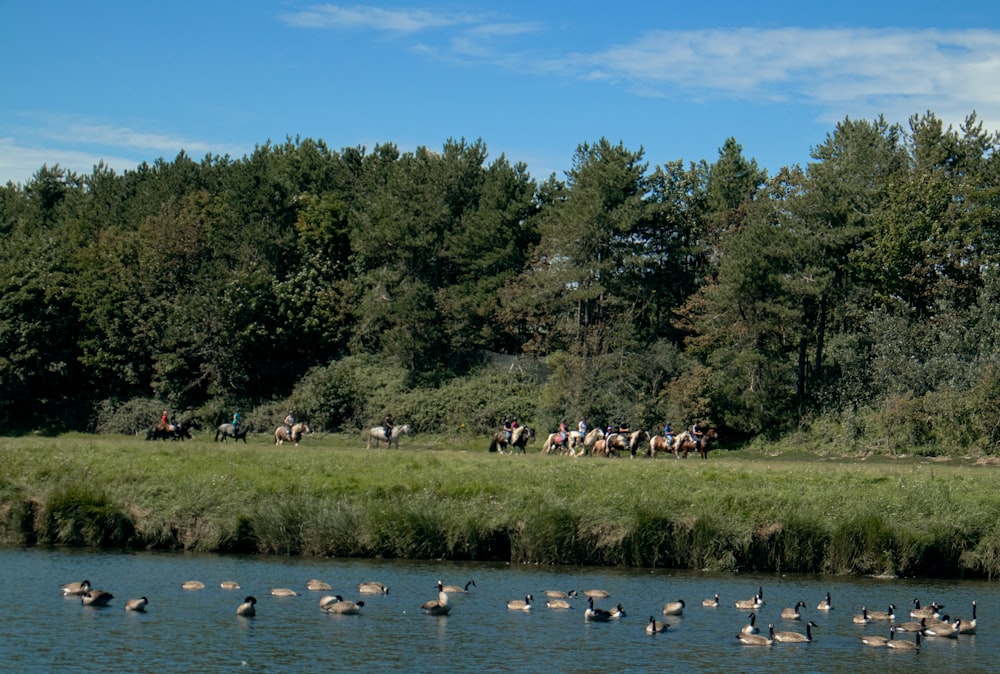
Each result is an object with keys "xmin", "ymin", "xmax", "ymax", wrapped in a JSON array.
[{"xmin": 3, "ymin": 111, "xmax": 1000, "ymax": 455}]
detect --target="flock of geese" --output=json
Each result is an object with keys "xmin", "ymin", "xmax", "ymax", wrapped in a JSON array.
[
  {"xmin": 62, "ymin": 575, "xmax": 979, "ymax": 652},
  {"xmin": 723, "ymin": 587, "xmax": 979, "ymax": 650}
]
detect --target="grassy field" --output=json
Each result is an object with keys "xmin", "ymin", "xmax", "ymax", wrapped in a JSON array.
[{"xmin": 2, "ymin": 430, "xmax": 999, "ymax": 579}]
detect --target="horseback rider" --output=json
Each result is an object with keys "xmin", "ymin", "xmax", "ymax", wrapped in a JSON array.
[
  {"xmin": 232, "ymin": 410, "xmax": 241, "ymax": 433},
  {"xmin": 663, "ymin": 422, "xmax": 674, "ymax": 447},
  {"xmin": 691, "ymin": 420, "xmax": 703, "ymax": 447},
  {"xmin": 383, "ymin": 413, "xmax": 394, "ymax": 438},
  {"xmin": 578, "ymin": 418, "xmax": 587, "ymax": 436},
  {"xmin": 284, "ymin": 411, "xmax": 295, "ymax": 438},
  {"xmin": 503, "ymin": 417, "xmax": 512, "ymax": 442},
  {"xmin": 558, "ymin": 418, "xmax": 568, "ymax": 447}
]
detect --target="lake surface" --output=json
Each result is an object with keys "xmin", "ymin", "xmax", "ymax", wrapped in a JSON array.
[{"xmin": 0, "ymin": 546, "xmax": 995, "ymax": 672}]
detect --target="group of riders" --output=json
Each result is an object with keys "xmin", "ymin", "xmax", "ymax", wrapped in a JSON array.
[{"xmin": 501, "ymin": 416, "xmax": 709, "ymax": 457}]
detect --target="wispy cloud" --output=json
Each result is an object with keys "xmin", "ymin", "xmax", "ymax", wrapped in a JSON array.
[
  {"xmin": 280, "ymin": 10, "xmax": 1000, "ymax": 128},
  {"xmin": 279, "ymin": 4, "xmax": 481, "ymax": 33},
  {"xmin": 573, "ymin": 27, "xmax": 1000, "ymax": 126}
]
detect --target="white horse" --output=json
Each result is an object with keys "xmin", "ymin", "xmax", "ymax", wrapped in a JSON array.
[
  {"xmin": 275, "ymin": 422, "xmax": 311, "ymax": 446},
  {"xmin": 366, "ymin": 424, "xmax": 411, "ymax": 449}
]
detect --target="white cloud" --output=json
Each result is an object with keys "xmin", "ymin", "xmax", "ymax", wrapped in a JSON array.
[
  {"xmin": 582, "ymin": 27, "xmax": 1000, "ymax": 130},
  {"xmin": 0, "ymin": 137, "xmax": 139, "ymax": 186},
  {"xmin": 279, "ymin": 4, "xmax": 481, "ymax": 33}
]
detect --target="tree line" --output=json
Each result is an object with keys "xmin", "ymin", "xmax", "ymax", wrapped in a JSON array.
[{"xmin": 2, "ymin": 112, "xmax": 1000, "ymax": 454}]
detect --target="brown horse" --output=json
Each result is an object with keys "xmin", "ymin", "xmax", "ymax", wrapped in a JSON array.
[
  {"xmin": 275, "ymin": 422, "xmax": 311, "ymax": 446},
  {"xmin": 647, "ymin": 435, "xmax": 673, "ymax": 458},
  {"xmin": 673, "ymin": 428, "xmax": 718, "ymax": 459}
]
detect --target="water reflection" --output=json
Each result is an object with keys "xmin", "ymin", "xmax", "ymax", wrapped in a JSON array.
[{"xmin": 0, "ymin": 546, "xmax": 995, "ymax": 672}]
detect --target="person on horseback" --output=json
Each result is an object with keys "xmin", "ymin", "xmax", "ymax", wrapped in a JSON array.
[
  {"xmin": 558, "ymin": 418, "xmax": 568, "ymax": 448},
  {"xmin": 284, "ymin": 411, "xmax": 295, "ymax": 439},
  {"xmin": 160, "ymin": 410, "xmax": 169, "ymax": 430},
  {"xmin": 503, "ymin": 417, "xmax": 512, "ymax": 442},
  {"xmin": 663, "ymin": 422, "xmax": 674, "ymax": 447},
  {"xmin": 691, "ymin": 420, "xmax": 703, "ymax": 448},
  {"xmin": 383, "ymin": 413, "xmax": 394, "ymax": 438},
  {"xmin": 232, "ymin": 410, "xmax": 241, "ymax": 433},
  {"xmin": 618, "ymin": 421, "xmax": 630, "ymax": 434},
  {"xmin": 578, "ymin": 418, "xmax": 587, "ymax": 436}
]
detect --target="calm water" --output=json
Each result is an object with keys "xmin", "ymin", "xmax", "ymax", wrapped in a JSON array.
[{"xmin": 0, "ymin": 547, "xmax": 995, "ymax": 673}]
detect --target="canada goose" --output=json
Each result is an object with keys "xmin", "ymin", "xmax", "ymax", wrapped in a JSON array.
[
  {"xmin": 546, "ymin": 599, "xmax": 572, "ymax": 609},
  {"xmin": 774, "ymin": 620, "xmax": 817, "ymax": 643},
  {"xmin": 925, "ymin": 618, "xmax": 961, "ymax": 638},
  {"xmin": 894, "ymin": 616, "xmax": 926, "ymax": 633},
  {"xmin": 662, "ymin": 599, "xmax": 685, "ymax": 616},
  {"xmin": 270, "ymin": 588, "xmax": 300, "ymax": 597},
  {"xmin": 781, "ymin": 601, "xmax": 807, "ymax": 620},
  {"xmin": 181, "ymin": 580, "xmax": 205, "ymax": 591},
  {"xmin": 507, "ymin": 594, "xmax": 534, "ymax": 611},
  {"xmin": 421, "ymin": 581, "xmax": 451, "ymax": 616},
  {"xmin": 321, "ymin": 595, "xmax": 365, "ymax": 615},
  {"xmin": 741, "ymin": 612, "xmax": 760, "ymax": 635},
  {"xmin": 853, "ymin": 607, "xmax": 871, "ymax": 624},
  {"xmin": 867, "ymin": 604, "xmax": 896, "ymax": 621},
  {"xmin": 236, "ymin": 596, "xmax": 257, "ymax": 617},
  {"xmin": 885, "ymin": 626, "xmax": 920, "ymax": 650},
  {"xmin": 443, "ymin": 580, "xmax": 476, "ymax": 594},
  {"xmin": 817, "ymin": 592, "xmax": 833, "ymax": 611},
  {"xmin": 910, "ymin": 598, "xmax": 944, "ymax": 619},
  {"xmin": 81, "ymin": 590, "xmax": 114, "ymax": 606},
  {"xmin": 357, "ymin": 581, "xmax": 389, "ymax": 595},
  {"xmin": 318, "ymin": 595, "xmax": 339, "ymax": 609},
  {"xmin": 860, "ymin": 631, "xmax": 889, "ymax": 647},
  {"xmin": 734, "ymin": 593, "xmax": 763, "ymax": 610},
  {"xmin": 124, "ymin": 596, "xmax": 148, "ymax": 612},
  {"xmin": 306, "ymin": 579, "xmax": 332, "ymax": 591},
  {"xmin": 62, "ymin": 580, "xmax": 91, "ymax": 596},
  {"xmin": 583, "ymin": 589, "xmax": 610, "ymax": 599},
  {"xmin": 702, "ymin": 593, "xmax": 720, "ymax": 608},
  {"xmin": 610, "ymin": 602, "xmax": 627, "ymax": 619},
  {"xmin": 737, "ymin": 624, "xmax": 774, "ymax": 646},
  {"xmin": 542, "ymin": 589, "xmax": 577, "ymax": 599},
  {"xmin": 220, "ymin": 581, "xmax": 241, "ymax": 590},
  {"xmin": 646, "ymin": 615, "xmax": 669, "ymax": 634},
  {"xmin": 584, "ymin": 597, "xmax": 612, "ymax": 622},
  {"xmin": 958, "ymin": 601, "xmax": 977, "ymax": 634}
]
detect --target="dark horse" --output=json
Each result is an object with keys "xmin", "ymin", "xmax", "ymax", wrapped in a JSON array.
[
  {"xmin": 673, "ymin": 428, "xmax": 718, "ymax": 459},
  {"xmin": 146, "ymin": 419, "xmax": 193, "ymax": 441},
  {"xmin": 489, "ymin": 426, "xmax": 535, "ymax": 454},
  {"xmin": 215, "ymin": 422, "xmax": 251, "ymax": 443}
]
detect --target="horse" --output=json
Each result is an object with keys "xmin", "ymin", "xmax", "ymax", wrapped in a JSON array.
[
  {"xmin": 580, "ymin": 427, "xmax": 605, "ymax": 456},
  {"xmin": 673, "ymin": 428, "xmax": 718, "ymax": 459},
  {"xmin": 489, "ymin": 430, "xmax": 510, "ymax": 453},
  {"xmin": 275, "ymin": 422, "xmax": 311, "ymax": 446},
  {"xmin": 215, "ymin": 422, "xmax": 251, "ymax": 443},
  {"xmin": 507, "ymin": 426, "xmax": 535, "ymax": 454},
  {"xmin": 366, "ymin": 424, "xmax": 411, "ymax": 449},
  {"xmin": 542, "ymin": 431, "xmax": 572, "ymax": 455},
  {"xmin": 146, "ymin": 419, "xmax": 193, "ymax": 441},
  {"xmin": 647, "ymin": 435, "xmax": 674, "ymax": 458},
  {"xmin": 626, "ymin": 429, "xmax": 650, "ymax": 458},
  {"xmin": 603, "ymin": 432, "xmax": 628, "ymax": 457}
]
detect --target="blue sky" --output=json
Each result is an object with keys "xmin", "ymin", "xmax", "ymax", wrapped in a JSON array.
[{"xmin": 2, "ymin": 2, "xmax": 999, "ymax": 186}]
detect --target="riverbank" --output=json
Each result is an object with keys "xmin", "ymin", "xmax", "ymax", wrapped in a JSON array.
[{"xmin": 2, "ymin": 433, "xmax": 999, "ymax": 578}]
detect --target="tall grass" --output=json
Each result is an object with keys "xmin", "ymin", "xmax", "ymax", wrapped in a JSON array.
[{"xmin": 1, "ymin": 433, "xmax": 998, "ymax": 578}]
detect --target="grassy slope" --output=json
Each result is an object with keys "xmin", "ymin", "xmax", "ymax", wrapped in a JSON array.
[{"xmin": 2, "ymin": 432, "xmax": 999, "ymax": 578}]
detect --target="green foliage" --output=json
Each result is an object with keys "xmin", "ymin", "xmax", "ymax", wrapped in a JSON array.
[{"xmin": 5, "ymin": 118, "xmax": 1000, "ymax": 455}]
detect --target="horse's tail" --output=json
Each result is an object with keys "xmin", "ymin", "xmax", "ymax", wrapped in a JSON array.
[{"xmin": 489, "ymin": 436, "xmax": 499, "ymax": 453}]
